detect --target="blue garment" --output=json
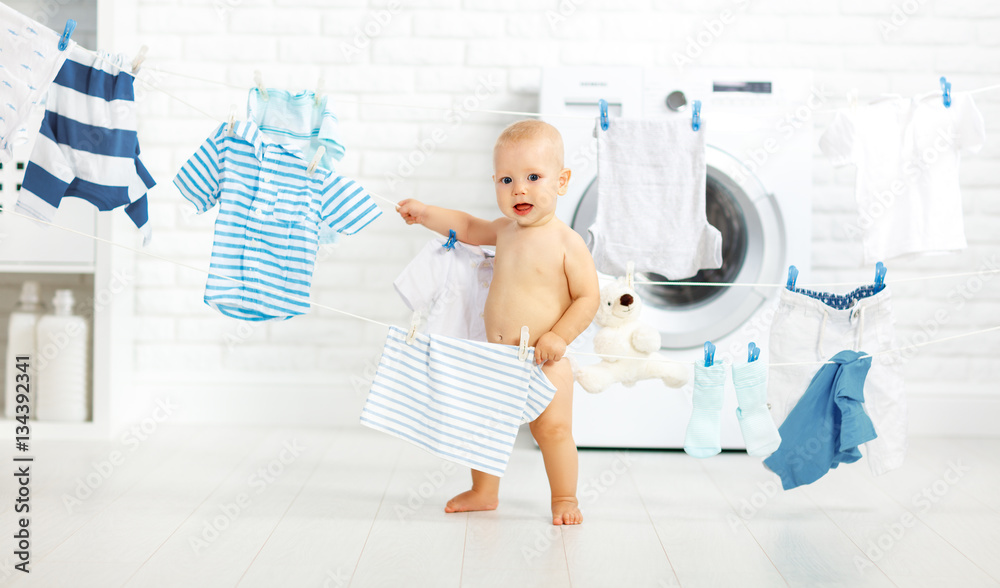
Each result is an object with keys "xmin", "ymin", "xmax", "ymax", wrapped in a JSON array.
[
  {"xmin": 763, "ymin": 350, "xmax": 878, "ymax": 490},
  {"xmin": 17, "ymin": 46, "xmax": 154, "ymax": 243},
  {"xmin": 360, "ymin": 326, "xmax": 557, "ymax": 477},
  {"xmin": 247, "ymin": 88, "xmax": 345, "ymax": 172},
  {"xmin": 172, "ymin": 120, "xmax": 381, "ymax": 321},
  {"xmin": 790, "ymin": 283, "xmax": 882, "ymax": 310},
  {"xmin": 247, "ymin": 88, "xmax": 347, "ymax": 246}
]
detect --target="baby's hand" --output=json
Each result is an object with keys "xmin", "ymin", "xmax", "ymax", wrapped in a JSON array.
[
  {"xmin": 534, "ymin": 331, "xmax": 567, "ymax": 365},
  {"xmin": 397, "ymin": 198, "xmax": 426, "ymax": 225}
]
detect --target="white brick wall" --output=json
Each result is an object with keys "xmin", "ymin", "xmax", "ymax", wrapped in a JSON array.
[{"xmin": 130, "ymin": 0, "xmax": 1000, "ymax": 431}]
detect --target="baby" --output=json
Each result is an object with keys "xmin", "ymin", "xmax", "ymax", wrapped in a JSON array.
[{"xmin": 397, "ymin": 119, "xmax": 599, "ymax": 525}]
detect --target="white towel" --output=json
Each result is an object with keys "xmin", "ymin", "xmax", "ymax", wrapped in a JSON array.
[{"xmin": 590, "ymin": 118, "xmax": 722, "ymax": 280}]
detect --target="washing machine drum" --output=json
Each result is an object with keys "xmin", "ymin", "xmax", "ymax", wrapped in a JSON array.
[{"xmin": 571, "ymin": 145, "xmax": 787, "ymax": 350}]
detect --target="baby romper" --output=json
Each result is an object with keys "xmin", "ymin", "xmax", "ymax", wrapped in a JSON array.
[{"xmin": 17, "ymin": 47, "xmax": 154, "ymax": 243}]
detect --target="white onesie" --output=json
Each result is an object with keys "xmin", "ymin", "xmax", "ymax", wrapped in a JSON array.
[
  {"xmin": 0, "ymin": 4, "xmax": 75, "ymax": 162},
  {"xmin": 394, "ymin": 237, "xmax": 494, "ymax": 342},
  {"xmin": 819, "ymin": 93, "xmax": 985, "ymax": 264}
]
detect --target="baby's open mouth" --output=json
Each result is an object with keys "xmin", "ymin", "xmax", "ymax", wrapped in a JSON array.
[{"xmin": 514, "ymin": 203, "xmax": 533, "ymax": 216}]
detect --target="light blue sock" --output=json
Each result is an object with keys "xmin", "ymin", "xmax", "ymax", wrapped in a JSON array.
[
  {"xmin": 684, "ymin": 362, "xmax": 726, "ymax": 458},
  {"xmin": 732, "ymin": 361, "xmax": 782, "ymax": 457}
]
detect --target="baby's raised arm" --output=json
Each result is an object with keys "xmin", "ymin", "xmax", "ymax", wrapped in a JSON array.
[
  {"xmin": 534, "ymin": 232, "xmax": 601, "ymax": 364},
  {"xmin": 397, "ymin": 199, "xmax": 504, "ymax": 246}
]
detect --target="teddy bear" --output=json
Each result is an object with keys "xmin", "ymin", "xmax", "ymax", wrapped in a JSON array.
[{"xmin": 573, "ymin": 276, "xmax": 690, "ymax": 394}]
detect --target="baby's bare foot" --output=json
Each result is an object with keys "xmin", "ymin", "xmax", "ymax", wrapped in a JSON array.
[
  {"xmin": 552, "ymin": 498, "xmax": 582, "ymax": 525},
  {"xmin": 444, "ymin": 489, "xmax": 498, "ymax": 513}
]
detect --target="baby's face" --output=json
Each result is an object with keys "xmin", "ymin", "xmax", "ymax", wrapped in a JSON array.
[{"xmin": 492, "ymin": 138, "xmax": 571, "ymax": 228}]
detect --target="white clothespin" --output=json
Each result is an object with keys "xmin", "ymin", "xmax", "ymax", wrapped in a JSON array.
[
  {"xmin": 847, "ymin": 88, "xmax": 859, "ymax": 112},
  {"xmin": 254, "ymin": 70, "xmax": 269, "ymax": 101},
  {"xmin": 130, "ymin": 45, "xmax": 148, "ymax": 74},
  {"xmin": 518, "ymin": 326, "xmax": 530, "ymax": 362},
  {"xmin": 226, "ymin": 104, "xmax": 237, "ymax": 136},
  {"xmin": 406, "ymin": 311, "xmax": 424, "ymax": 345},
  {"xmin": 315, "ymin": 76, "xmax": 324, "ymax": 106},
  {"xmin": 307, "ymin": 145, "xmax": 326, "ymax": 176},
  {"xmin": 625, "ymin": 261, "xmax": 635, "ymax": 290}
]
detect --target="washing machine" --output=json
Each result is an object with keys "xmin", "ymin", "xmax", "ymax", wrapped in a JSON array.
[{"xmin": 540, "ymin": 67, "xmax": 814, "ymax": 449}]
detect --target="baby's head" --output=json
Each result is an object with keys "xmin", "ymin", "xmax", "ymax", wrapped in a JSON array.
[{"xmin": 492, "ymin": 120, "xmax": 571, "ymax": 227}]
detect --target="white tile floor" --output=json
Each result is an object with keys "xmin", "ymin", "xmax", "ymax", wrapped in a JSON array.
[{"xmin": 1, "ymin": 426, "xmax": 998, "ymax": 588}]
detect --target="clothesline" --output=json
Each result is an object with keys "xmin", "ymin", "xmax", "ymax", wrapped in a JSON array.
[
  {"xmin": 146, "ymin": 65, "xmax": 1000, "ymax": 122},
  {"xmin": 4, "ymin": 207, "xmax": 998, "ymax": 370}
]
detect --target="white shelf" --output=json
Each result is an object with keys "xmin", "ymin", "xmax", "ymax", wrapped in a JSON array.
[{"xmin": 0, "ymin": 264, "xmax": 96, "ymax": 274}]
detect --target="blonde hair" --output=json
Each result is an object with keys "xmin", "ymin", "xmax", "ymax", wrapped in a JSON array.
[{"xmin": 494, "ymin": 119, "xmax": 565, "ymax": 168}]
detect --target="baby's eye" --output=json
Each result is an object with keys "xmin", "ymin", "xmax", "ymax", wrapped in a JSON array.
[
  {"xmin": 501, "ymin": 177, "xmax": 512, "ymax": 184},
  {"xmin": 528, "ymin": 174, "xmax": 540, "ymax": 181}
]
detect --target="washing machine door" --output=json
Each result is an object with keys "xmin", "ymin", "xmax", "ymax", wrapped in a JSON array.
[{"xmin": 571, "ymin": 145, "xmax": 786, "ymax": 349}]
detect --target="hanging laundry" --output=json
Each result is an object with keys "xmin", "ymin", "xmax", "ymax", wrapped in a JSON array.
[
  {"xmin": 684, "ymin": 360, "xmax": 726, "ymax": 458},
  {"xmin": 819, "ymin": 93, "xmax": 986, "ymax": 264},
  {"xmin": 0, "ymin": 4, "xmax": 74, "ymax": 162},
  {"xmin": 360, "ymin": 326, "xmax": 557, "ymax": 477},
  {"xmin": 172, "ymin": 120, "xmax": 381, "ymax": 321},
  {"xmin": 732, "ymin": 359, "xmax": 782, "ymax": 458},
  {"xmin": 393, "ymin": 235, "xmax": 495, "ymax": 342},
  {"xmin": 247, "ymin": 87, "xmax": 345, "ymax": 169},
  {"xmin": 767, "ymin": 284, "xmax": 906, "ymax": 476},
  {"xmin": 763, "ymin": 350, "xmax": 878, "ymax": 491},
  {"xmin": 16, "ymin": 47, "xmax": 154, "ymax": 244},
  {"xmin": 247, "ymin": 87, "xmax": 347, "ymax": 245},
  {"xmin": 590, "ymin": 118, "xmax": 722, "ymax": 279}
]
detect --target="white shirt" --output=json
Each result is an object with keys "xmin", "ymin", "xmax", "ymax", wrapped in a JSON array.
[
  {"xmin": 819, "ymin": 92, "xmax": 985, "ymax": 264},
  {"xmin": 394, "ymin": 237, "xmax": 495, "ymax": 342}
]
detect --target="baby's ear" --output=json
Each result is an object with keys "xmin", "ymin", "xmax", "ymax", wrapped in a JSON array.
[{"xmin": 558, "ymin": 167, "xmax": 571, "ymax": 195}]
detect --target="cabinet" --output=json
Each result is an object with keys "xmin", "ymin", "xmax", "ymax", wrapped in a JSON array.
[{"xmin": 0, "ymin": 0, "xmax": 135, "ymax": 439}]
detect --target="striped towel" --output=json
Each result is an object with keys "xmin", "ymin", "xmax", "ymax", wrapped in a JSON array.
[{"xmin": 360, "ymin": 326, "xmax": 558, "ymax": 477}]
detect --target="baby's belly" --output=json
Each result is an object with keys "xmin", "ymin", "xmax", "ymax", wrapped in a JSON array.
[{"xmin": 483, "ymin": 287, "xmax": 565, "ymax": 347}]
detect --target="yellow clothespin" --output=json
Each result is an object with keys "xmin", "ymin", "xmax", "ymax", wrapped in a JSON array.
[
  {"xmin": 307, "ymin": 146, "xmax": 326, "ymax": 176},
  {"xmin": 518, "ymin": 326, "xmax": 530, "ymax": 362},
  {"xmin": 227, "ymin": 104, "xmax": 237, "ymax": 136},
  {"xmin": 254, "ymin": 70, "xmax": 268, "ymax": 101},
  {"xmin": 625, "ymin": 260, "xmax": 635, "ymax": 290},
  {"xmin": 406, "ymin": 311, "xmax": 423, "ymax": 345},
  {"xmin": 130, "ymin": 45, "xmax": 148, "ymax": 74}
]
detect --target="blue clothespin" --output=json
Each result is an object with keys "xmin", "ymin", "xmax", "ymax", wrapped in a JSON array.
[
  {"xmin": 874, "ymin": 261, "xmax": 887, "ymax": 292},
  {"xmin": 598, "ymin": 99, "xmax": 609, "ymax": 131},
  {"xmin": 58, "ymin": 19, "xmax": 76, "ymax": 51},
  {"xmin": 691, "ymin": 100, "xmax": 702, "ymax": 131},
  {"xmin": 748, "ymin": 342, "xmax": 760, "ymax": 363},
  {"xmin": 703, "ymin": 341, "xmax": 716, "ymax": 367},
  {"xmin": 786, "ymin": 265, "xmax": 798, "ymax": 291},
  {"xmin": 940, "ymin": 76, "xmax": 952, "ymax": 108},
  {"xmin": 441, "ymin": 229, "xmax": 457, "ymax": 251}
]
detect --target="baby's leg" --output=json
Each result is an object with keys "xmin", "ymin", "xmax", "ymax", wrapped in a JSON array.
[
  {"xmin": 444, "ymin": 469, "xmax": 499, "ymax": 513},
  {"xmin": 530, "ymin": 358, "xmax": 582, "ymax": 525}
]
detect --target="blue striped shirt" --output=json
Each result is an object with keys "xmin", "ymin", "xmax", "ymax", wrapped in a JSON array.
[
  {"xmin": 173, "ymin": 120, "xmax": 381, "ymax": 321},
  {"xmin": 360, "ymin": 326, "xmax": 558, "ymax": 477}
]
